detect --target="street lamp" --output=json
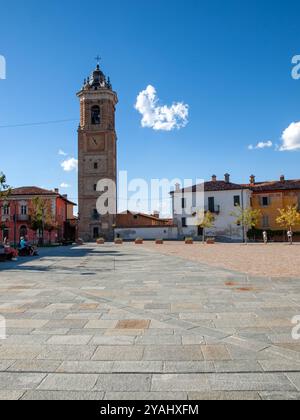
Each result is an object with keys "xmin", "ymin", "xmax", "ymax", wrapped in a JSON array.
[{"xmin": 13, "ymin": 201, "xmax": 17, "ymax": 249}]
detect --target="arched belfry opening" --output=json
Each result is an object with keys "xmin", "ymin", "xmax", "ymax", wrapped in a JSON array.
[{"xmin": 91, "ymin": 105, "xmax": 100, "ymax": 125}]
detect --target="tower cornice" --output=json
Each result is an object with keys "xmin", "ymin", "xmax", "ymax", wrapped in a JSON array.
[{"xmin": 76, "ymin": 88, "xmax": 118, "ymax": 105}]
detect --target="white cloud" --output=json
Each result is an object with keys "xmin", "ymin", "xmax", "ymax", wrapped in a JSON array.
[
  {"xmin": 248, "ymin": 141, "xmax": 273, "ymax": 150},
  {"xmin": 280, "ymin": 121, "xmax": 300, "ymax": 151},
  {"xmin": 61, "ymin": 158, "xmax": 78, "ymax": 172},
  {"xmin": 58, "ymin": 149, "xmax": 67, "ymax": 156},
  {"xmin": 60, "ymin": 183, "xmax": 71, "ymax": 188},
  {"xmin": 135, "ymin": 85, "xmax": 189, "ymax": 131}
]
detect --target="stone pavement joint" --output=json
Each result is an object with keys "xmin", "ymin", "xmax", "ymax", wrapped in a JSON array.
[{"xmin": 0, "ymin": 244, "xmax": 300, "ymax": 400}]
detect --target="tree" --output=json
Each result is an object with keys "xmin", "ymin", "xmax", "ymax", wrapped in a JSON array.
[
  {"xmin": 276, "ymin": 206, "xmax": 300, "ymax": 244},
  {"xmin": 29, "ymin": 197, "xmax": 55, "ymax": 244},
  {"xmin": 0, "ymin": 173, "xmax": 11, "ymax": 242},
  {"xmin": 0, "ymin": 172, "xmax": 11, "ymax": 199},
  {"xmin": 197, "ymin": 211, "xmax": 215, "ymax": 243},
  {"xmin": 231, "ymin": 206, "xmax": 261, "ymax": 244}
]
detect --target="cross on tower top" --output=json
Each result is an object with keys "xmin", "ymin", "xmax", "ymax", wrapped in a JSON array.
[{"xmin": 95, "ymin": 55, "xmax": 101, "ymax": 66}]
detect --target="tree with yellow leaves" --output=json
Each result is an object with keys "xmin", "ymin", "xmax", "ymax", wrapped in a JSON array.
[
  {"xmin": 231, "ymin": 206, "xmax": 261, "ymax": 244},
  {"xmin": 197, "ymin": 211, "xmax": 215, "ymax": 243},
  {"xmin": 276, "ymin": 206, "xmax": 300, "ymax": 245}
]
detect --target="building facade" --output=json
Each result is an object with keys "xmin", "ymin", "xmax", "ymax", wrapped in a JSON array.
[
  {"xmin": 0, "ymin": 187, "xmax": 76, "ymax": 245},
  {"xmin": 116, "ymin": 211, "xmax": 172, "ymax": 228},
  {"xmin": 115, "ymin": 211, "xmax": 176, "ymax": 241},
  {"xmin": 171, "ymin": 174, "xmax": 252, "ymax": 241},
  {"xmin": 77, "ymin": 63, "xmax": 118, "ymax": 242},
  {"xmin": 248, "ymin": 175, "xmax": 300, "ymax": 234}
]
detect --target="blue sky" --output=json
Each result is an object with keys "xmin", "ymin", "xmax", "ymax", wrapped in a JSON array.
[{"xmin": 1, "ymin": 0, "xmax": 300, "ymax": 213}]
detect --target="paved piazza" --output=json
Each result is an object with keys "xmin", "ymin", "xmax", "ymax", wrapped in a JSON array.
[{"xmin": 0, "ymin": 244, "xmax": 300, "ymax": 400}]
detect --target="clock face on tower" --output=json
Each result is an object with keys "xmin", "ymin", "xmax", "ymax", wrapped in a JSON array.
[{"xmin": 87, "ymin": 135, "xmax": 105, "ymax": 152}]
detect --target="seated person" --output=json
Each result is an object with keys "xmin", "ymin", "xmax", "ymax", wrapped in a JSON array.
[
  {"xmin": 19, "ymin": 237, "xmax": 27, "ymax": 250},
  {"xmin": 19, "ymin": 237, "xmax": 38, "ymax": 256}
]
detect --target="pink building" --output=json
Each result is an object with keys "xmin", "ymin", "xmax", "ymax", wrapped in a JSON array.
[{"xmin": 0, "ymin": 187, "xmax": 77, "ymax": 245}]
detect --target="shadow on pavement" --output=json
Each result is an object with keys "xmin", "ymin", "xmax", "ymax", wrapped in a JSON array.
[{"xmin": 0, "ymin": 245, "xmax": 126, "ymax": 272}]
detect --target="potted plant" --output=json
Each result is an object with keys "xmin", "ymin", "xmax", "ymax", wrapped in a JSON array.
[
  {"xmin": 135, "ymin": 237, "xmax": 144, "ymax": 244},
  {"xmin": 115, "ymin": 237, "xmax": 123, "ymax": 245},
  {"xmin": 206, "ymin": 237, "xmax": 215, "ymax": 245},
  {"xmin": 96, "ymin": 237, "xmax": 105, "ymax": 245},
  {"xmin": 185, "ymin": 237, "xmax": 194, "ymax": 245},
  {"xmin": 155, "ymin": 239, "xmax": 164, "ymax": 245}
]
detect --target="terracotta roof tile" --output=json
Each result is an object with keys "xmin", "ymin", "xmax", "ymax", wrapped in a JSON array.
[
  {"xmin": 10, "ymin": 187, "xmax": 56, "ymax": 196},
  {"xmin": 246, "ymin": 179, "xmax": 300, "ymax": 192},
  {"xmin": 171, "ymin": 181, "xmax": 247, "ymax": 194},
  {"xmin": 9, "ymin": 187, "xmax": 76, "ymax": 206}
]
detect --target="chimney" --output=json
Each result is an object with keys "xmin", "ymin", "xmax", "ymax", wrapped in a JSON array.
[
  {"xmin": 224, "ymin": 173, "xmax": 230, "ymax": 183},
  {"xmin": 175, "ymin": 183, "xmax": 181, "ymax": 192},
  {"xmin": 62, "ymin": 194, "xmax": 68, "ymax": 199},
  {"xmin": 280, "ymin": 175, "xmax": 285, "ymax": 182},
  {"xmin": 152, "ymin": 211, "xmax": 160, "ymax": 219},
  {"xmin": 54, "ymin": 188, "xmax": 59, "ymax": 194},
  {"xmin": 212, "ymin": 175, "xmax": 217, "ymax": 182},
  {"xmin": 250, "ymin": 175, "xmax": 256, "ymax": 185}
]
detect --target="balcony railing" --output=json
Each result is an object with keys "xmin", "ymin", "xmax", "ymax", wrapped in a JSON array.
[
  {"xmin": 17, "ymin": 214, "xmax": 29, "ymax": 222},
  {"xmin": 0, "ymin": 214, "xmax": 30, "ymax": 222},
  {"xmin": 189, "ymin": 206, "xmax": 221, "ymax": 215},
  {"xmin": 205, "ymin": 205, "xmax": 220, "ymax": 214}
]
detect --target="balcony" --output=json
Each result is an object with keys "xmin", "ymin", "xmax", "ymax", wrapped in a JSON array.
[
  {"xmin": 17, "ymin": 214, "xmax": 29, "ymax": 222},
  {"xmin": 205, "ymin": 205, "xmax": 220, "ymax": 214},
  {"xmin": 1, "ymin": 215, "xmax": 10, "ymax": 223},
  {"xmin": 1, "ymin": 214, "xmax": 30, "ymax": 223}
]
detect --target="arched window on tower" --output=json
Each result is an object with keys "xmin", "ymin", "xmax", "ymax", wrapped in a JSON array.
[{"xmin": 91, "ymin": 105, "xmax": 100, "ymax": 125}]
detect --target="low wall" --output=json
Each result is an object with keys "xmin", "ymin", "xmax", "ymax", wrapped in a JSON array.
[{"xmin": 115, "ymin": 227, "xmax": 178, "ymax": 240}]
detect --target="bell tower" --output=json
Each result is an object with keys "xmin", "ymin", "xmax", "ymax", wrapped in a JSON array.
[{"xmin": 77, "ymin": 62, "xmax": 118, "ymax": 241}]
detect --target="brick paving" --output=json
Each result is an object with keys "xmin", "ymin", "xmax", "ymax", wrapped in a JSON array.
[
  {"xmin": 144, "ymin": 241, "xmax": 300, "ymax": 278},
  {"xmin": 0, "ymin": 244, "xmax": 300, "ymax": 400}
]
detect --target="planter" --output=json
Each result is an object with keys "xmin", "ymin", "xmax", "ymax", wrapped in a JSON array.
[
  {"xmin": 76, "ymin": 238, "xmax": 84, "ymax": 245},
  {"xmin": 206, "ymin": 238, "xmax": 215, "ymax": 245},
  {"xmin": 185, "ymin": 238, "xmax": 194, "ymax": 245},
  {"xmin": 115, "ymin": 238, "xmax": 123, "ymax": 245},
  {"xmin": 96, "ymin": 238, "xmax": 105, "ymax": 245},
  {"xmin": 135, "ymin": 238, "xmax": 144, "ymax": 245},
  {"xmin": 155, "ymin": 239, "xmax": 164, "ymax": 245}
]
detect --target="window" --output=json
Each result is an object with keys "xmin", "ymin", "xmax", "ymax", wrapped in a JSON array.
[
  {"xmin": 93, "ymin": 227, "xmax": 100, "ymax": 239},
  {"xmin": 234, "ymin": 195, "xmax": 240, "ymax": 207},
  {"xmin": 182, "ymin": 217, "xmax": 187, "ymax": 227},
  {"xmin": 91, "ymin": 106, "xmax": 100, "ymax": 125},
  {"xmin": 92, "ymin": 209, "xmax": 99, "ymax": 220},
  {"xmin": 182, "ymin": 198, "xmax": 186, "ymax": 209},
  {"xmin": 262, "ymin": 196, "xmax": 270, "ymax": 207},
  {"xmin": 20, "ymin": 205, "xmax": 27, "ymax": 215},
  {"xmin": 208, "ymin": 197, "xmax": 215, "ymax": 213},
  {"xmin": 94, "ymin": 162, "xmax": 98, "ymax": 170},
  {"xmin": 262, "ymin": 215, "xmax": 270, "ymax": 227},
  {"xmin": 3, "ymin": 204, "xmax": 9, "ymax": 216},
  {"xmin": 93, "ymin": 184, "xmax": 97, "ymax": 192},
  {"xmin": 20, "ymin": 226, "xmax": 27, "ymax": 238}
]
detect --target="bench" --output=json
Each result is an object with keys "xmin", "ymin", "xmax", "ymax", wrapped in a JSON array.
[{"xmin": 0, "ymin": 246, "xmax": 13, "ymax": 262}]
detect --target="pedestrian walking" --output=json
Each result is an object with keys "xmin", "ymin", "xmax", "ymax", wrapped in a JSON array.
[{"xmin": 287, "ymin": 230, "xmax": 293, "ymax": 245}]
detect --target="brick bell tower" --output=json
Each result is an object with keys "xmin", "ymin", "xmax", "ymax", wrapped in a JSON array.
[{"xmin": 77, "ymin": 62, "xmax": 118, "ymax": 242}]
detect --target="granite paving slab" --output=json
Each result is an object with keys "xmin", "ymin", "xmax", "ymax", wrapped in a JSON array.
[{"xmin": 0, "ymin": 244, "xmax": 300, "ymax": 400}]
